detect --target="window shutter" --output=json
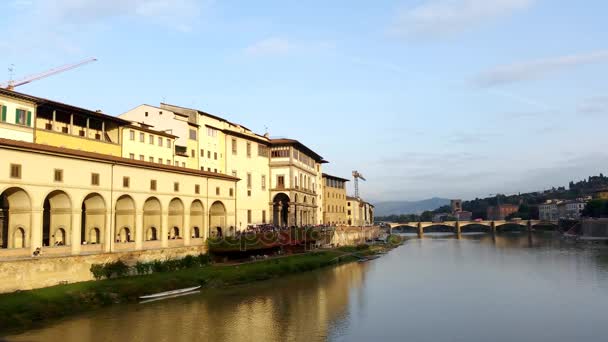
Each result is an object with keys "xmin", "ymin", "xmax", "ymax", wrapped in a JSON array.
[
  {"xmin": 27, "ymin": 111, "xmax": 32, "ymax": 126},
  {"xmin": 1, "ymin": 106, "xmax": 6, "ymax": 122},
  {"xmin": 15, "ymin": 109, "xmax": 19, "ymax": 124}
]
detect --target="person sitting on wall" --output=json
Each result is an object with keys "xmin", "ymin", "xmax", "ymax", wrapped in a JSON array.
[{"xmin": 32, "ymin": 247, "xmax": 41, "ymax": 257}]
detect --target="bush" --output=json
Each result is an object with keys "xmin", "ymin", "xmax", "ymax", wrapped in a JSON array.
[
  {"xmin": 90, "ymin": 253, "xmax": 214, "ymax": 280},
  {"xmin": 90, "ymin": 264, "xmax": 105, "ymax": 280},
  {"xmin": 89, "ymin": 260, "xmax": 130, "ymax": 280},
  {"xmin": 134, "ymin": 262, "xmax": 152, "ymax": 275}
]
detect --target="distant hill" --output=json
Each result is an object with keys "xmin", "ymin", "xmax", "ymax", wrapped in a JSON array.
[{"xmin": 373, "ymin": 198, "xmax": 450, "ymax": 216}]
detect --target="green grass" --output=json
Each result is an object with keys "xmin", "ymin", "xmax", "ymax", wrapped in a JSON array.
[{"xmin": 0, "ymin": 251, "xmax": 354, "ymax": 335}]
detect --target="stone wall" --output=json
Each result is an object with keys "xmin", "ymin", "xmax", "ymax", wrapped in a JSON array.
[
  {"xmin": 331, "ymin": 226, "xmax": 380, "ymax": 247},
  {"xmin": 0, "ymin": 245, "xmax": 207, "ymax": 294},
  {"xmin": 582, "ymin": 219, "xmax": 608, "ymax": 238}
]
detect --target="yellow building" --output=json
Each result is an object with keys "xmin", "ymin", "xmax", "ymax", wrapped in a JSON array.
[
  {"xmin": 0, "ymin": 89, "xmax": 37, "ymax": 143},
  {"xmin": 270, "ymin": 139, "xmax": 326, "ymax": 227},
  {"xmin": 346, "ymin": 197, "xmax": 375, "ymax": 226},
  {"xmin": 121, "ymin": 122, "xmax": 178, "ymax": 166},
  {"xmin": 322, "ymin": 174, "xmax": 349, "ymax": 225}
]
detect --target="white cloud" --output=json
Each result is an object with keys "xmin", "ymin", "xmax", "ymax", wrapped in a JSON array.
[
  {"xmin": 578, "ymin": 95, "xmax": 608, "ymax": 115},
  {"xmin": 474, "ymin": 50, "xmax": 608, "ymax": 87},
  {"xmin": 390, "ymin": 0, "xmax": 533, "ymax": 38},
  {"xmin": 245, "ymin": 37, "xmax": 292, "ymax": 57}
]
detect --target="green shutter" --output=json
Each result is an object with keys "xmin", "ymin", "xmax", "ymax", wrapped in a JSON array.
[
  {"xmin": 27, "ymin": 111, "xmax": 32, "ymax": 126},
  {"xmin": 15, "ymin": 109, "xmax": 19, "ymax": 124},
  {"xmin": 1, "ymin": 106, "xmax": 6, "ymax": 122}
]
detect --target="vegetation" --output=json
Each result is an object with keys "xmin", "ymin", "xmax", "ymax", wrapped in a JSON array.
[
  {"xmin": 582, "ymin": 200, "xmax": 608, "ymax": 218},
  {"xmin": 0, "ymin": 250, "xmax": 359, "ymax": 334}
]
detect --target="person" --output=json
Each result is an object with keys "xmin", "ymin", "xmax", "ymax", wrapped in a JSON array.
[{"xmin": 32, "ymin": 247, "xmax": 41, "ymax": 257}]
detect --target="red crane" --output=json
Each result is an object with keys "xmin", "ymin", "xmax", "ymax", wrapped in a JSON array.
[{"xmin": 2, "ymin": 57, "xmax": 97, "ymax": 90}]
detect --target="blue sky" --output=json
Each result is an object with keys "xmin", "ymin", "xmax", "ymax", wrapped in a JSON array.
[{"xmin": 1, "ymin": 0, "xmax": 608, "ymax": 202}]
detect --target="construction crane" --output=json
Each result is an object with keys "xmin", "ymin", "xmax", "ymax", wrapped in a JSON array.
[
  {"xmin": 352, "ymin": 171, "xmax": 366, "ymax": 198},
  {"xmin": 2, "ymin": 57, "xmax": 97, "ymax": 90}
]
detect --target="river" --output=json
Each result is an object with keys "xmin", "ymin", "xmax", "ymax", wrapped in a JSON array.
[{"xmin": 6, "ymin": 232, "xmax": 608, "ymax": 342}]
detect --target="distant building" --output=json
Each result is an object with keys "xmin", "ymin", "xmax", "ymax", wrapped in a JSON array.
[
  {"xmin": 557, "ymin": 200, "xmax": 586, "ymax": 219},
  {"xmin": 486, "ymin": 204, "xmax": 518, "ymax": 220},
  {"xmin": 456, "ymin": 211, "xmax": 472, "ymax": 221},
  {"xmin": 539, "ymin": 201, "xmax": 559, "ymax": 221},
  {"xmin": 451, "ymin": 199, "xmax": 462, "ymax": 213},
  {"xmin": 593, "ymin": 189, "xmax": 608, "ymax": 200},
  {"xmin": 346, "ymin": 197, "xmax": 375, "ymax": 226}
]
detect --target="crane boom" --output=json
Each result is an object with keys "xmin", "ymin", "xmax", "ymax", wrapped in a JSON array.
[
  {"xmin": 352, "ymin": 171, "xmax": 366, "ymax": 198},
  {"xmin": 3, "ymin": 57, "xmax": 97, "ymax": 90}
]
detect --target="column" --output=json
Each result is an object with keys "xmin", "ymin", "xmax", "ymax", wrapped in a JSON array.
[
  {"xmin": 69, "ymin": 114, "xmax": 74, "ymax": 135},
  {"xmin": 52, "ymin": 110, "xmax": 56, "ymax": 130},
  {"xmin": 288, "ymin": 204, "xmax": 295, "ymax": 227},
  {"xmin": 30, "ymin": 208, "xmax": 43, "ymax": 254},
  {"xmin": 184, "ymin": 212, "xmax": 191, "ymax": 247},
  {"xmin": 86, "ymin": 118, "xmax": 90, "ymax": 139},
  {"xmin": 161, "ymin": 210, "xmax": 169, "ymax": 248},
  {"xmin": 455, "ymin": 221, "xmax": 461, "ymax": 239},
  {"xmin": 71, "ymin": 210, "xmax": 82, "ymax": 255},
  {"xmin": 135, "ymin": 211, "xmax": 143, "ymax": 250},
  {"xmin": 491, "ymin": 221, "xmax": 497, "ymax": 235},
  {"xmin": 101, "ymin": 121, "xmax": 105, "ymax": 141},
  {"xmin": 417, "ymin": 222, "xmax": 424, "ymax": 239},
  {"xmin": 104, "ymin": 210, "xmax": 112, "ymax": 253}
]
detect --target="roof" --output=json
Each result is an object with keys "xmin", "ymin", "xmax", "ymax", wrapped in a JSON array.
[
  {"xmin": 322, "ymin": 173, "xmax": 350, "ymax": 182},
  {"xmin": 0, "ymin": 88, "xmax": 130, "ymax": 125},
  {"xmin": 125, "ymin": 124, "xmax": 178, "ymax": 139},
  {"xmin": 271, "ymin": 138, "xmax": 326, "ymax": 163},
  {"xmin": 0, "ymin": 138, "xmax": 239, "ymax": 182},
  {"xmin": 160, "ymin": 102, "xmax": 254, "ymax": 132}
]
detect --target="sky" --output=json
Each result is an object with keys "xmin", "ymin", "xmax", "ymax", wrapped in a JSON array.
[{"xmin": 1, "ymin": 0, "xmax": 608, "ymax": 202}]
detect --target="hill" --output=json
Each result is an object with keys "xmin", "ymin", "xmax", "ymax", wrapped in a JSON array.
[{"xmin": 373, "ymin": 198, "xmax": 450, "ymax": 216}]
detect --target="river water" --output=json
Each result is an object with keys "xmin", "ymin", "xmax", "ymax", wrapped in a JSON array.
[{"xmin": 6, "ymin": 232, "xmax": 608, "ymax": 342}]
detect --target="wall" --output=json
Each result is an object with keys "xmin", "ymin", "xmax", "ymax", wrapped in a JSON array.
[
  {"xmin": 581, "ymin": 219, "xmax": 608, "ymax": 238},
  {"xmin": 0, "ymin": 94, "xmax": 36, "ymax": 142},
  {"xmin": 330, "ymin": 226, "xmax": 379, "ymax": 246},
  {"xmin": 35, "ymin": 129, "xmax": 121, "ymax": 156},
  {"xmin": 0, "ymin": 245, "xmax": 207, "ymax": 293},
  {"xmin": 121, "ymin": 127, "xmax": 175, "ymax": 164}
]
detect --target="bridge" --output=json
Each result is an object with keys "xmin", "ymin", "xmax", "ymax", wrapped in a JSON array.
[{"xmin": 382, "ymin": 220, "xmax": 557, "ymax": 238}]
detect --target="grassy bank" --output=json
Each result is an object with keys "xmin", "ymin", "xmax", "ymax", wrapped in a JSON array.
[{"xmin": 0, "ymin": 250, "xmax": 359, "ymax": 334}]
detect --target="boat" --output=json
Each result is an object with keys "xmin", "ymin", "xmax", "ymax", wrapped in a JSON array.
[
  {"xmin": 139, "ymin": 286, "xmax": 201, "ymax": 300},
  {"xmin": 358, "ymin": 255, "xmax": 381, "ymax": 263}
]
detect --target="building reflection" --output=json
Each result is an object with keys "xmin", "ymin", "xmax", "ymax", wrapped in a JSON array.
[{"xmin": 8, "ymin": 263, "xmax": 368, "ymax": 342}]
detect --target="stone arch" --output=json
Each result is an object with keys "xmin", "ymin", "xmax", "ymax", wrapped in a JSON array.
[
  {"xmin": 423, "ymin": 224, "xmax": 454, "ymax": 233},
  {"xmin": 190, "ymin": 200, "xmax": 204, "ymax": 239},
  {"xmin": 13, "ymin": 227, "xmax": 26, "ymax": 249},
  {"xmin": 81, "ymin": 193, "xmax": 106, "ymax": 245},
  {"xmin": 42, "ymin": 190, "xmax": 72, "ymax": 247},
  {"xmin": 143, "ymin": 197, "xmax": 161, "ymax": 242},
  {"xmin": 272, "ymin": 193, "xmax": 290, "ymax": 227},
  {"xmin": 209, "ymin": 201, "xmax": 227, "ymax": 238},
  {"xmin": 0, "ymin": 187, "xmax": 32, "ymax": 249},
  {"xmin": 168, "ymin": 198, "xmax": 184, "ymax": 239},
  {"xmin": 115, "ymin": 195, "xmax": 135, "ymax": 243}
]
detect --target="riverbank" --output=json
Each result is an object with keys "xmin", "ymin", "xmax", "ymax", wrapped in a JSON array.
[{"xmin": 0, "ymin": 244, "xmax": 395, "ymax": 335}]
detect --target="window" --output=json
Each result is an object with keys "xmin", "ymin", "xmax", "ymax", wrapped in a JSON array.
[
  {"xmin": 149, "ymin": 156, "xmax": 154, "ymax": 163},
  {"xmin": 258, "ymin": 144, "xmax": 269, "ymax": 157},
  {"xmin": 54, "ymin": 169, "xmax": 63, "ymax": 182},
  {"xmin": 123, "ymin": 177, "xmax": 130, "ymax": 188},
  {"xmin": 189, "ymin": 129, "xmax": 197, "ymax": 140},
  {"xmin": 232, "ymin": 138, "xmax": 237, "ymax": 154},
  {"xmin": 229, "ymin": 188, "xmax": 233, "ymax": 197},
  {"xmin": 277, "ymin": 175, "xmax": 285, "ymax": 188},
  {"xmin": 139, "ymin": 132, "xmax": 144, "ymax": 142},
  {"xmin": 232, "ymin": 170, "xmax": 237, "ymax": 177},
  {"xmin": 158, "ymin": 137, "xmax": 163, "ymax": 146},
  {"xmin": 166, "ymin": 139, "xmax": 171, "ymax": 148},
  {"xmin": 175, "ymin": 161, "xmax": 179, "ymax": 166},
  {"xmin": 207, "ymin": 127, "xmax": 217, "ymax": 137},
  {"xmin": 191, "ymin": 149, "xmax": 195, "ymax": 158},
  {"xmin": 246, "ymin": 142, "xmax": 252, "ymax": 157},
  {"xmin": 91, "ymin": 173, "xmax": 100, "ymax": 186},
  {"xmin": 247, "ymin": 173, "xmax": 252, "ymax": 189},
  {"xmin": 145, "ymin": 111, "xmax": 149, "ymax": 117},
  {"xmin": 247, "ymin": 210, "xmax": 252, "ymax": 224},
  {"xmin": 262, "ymin": 210, "xmax": 266, "ymax": 223},
  {"xmin": 174, "ymin": 182, "xmax": 179, "ymax": 192},
  {"xmin": 195, "ymin": 184, "xmax": 200, "ymax": 194},
  {"xmin": 166, "ymin": 159, "xmax": 171, "ymax": 165},
  {"xmin": 214, "ymin": 152, "xmax": 217, "ymax": 160},
  {"xmin": 129, "ymin": 153, "xmax": 135, "ymax": 159},
  {"xmin": 149, "ymin": 135, "xmax": 154, "ymax": 144},
  {"xmin": 200, "ymin": 149, "xmax": 204, "ymax": 157},
  {"xmin": 214, "ymin": 168, "xmax": 218, "ymax": 173},
  {"xmin": 261, "ymin": 175, "xmax": 266, "ymax": 190},
  {"xmin": 13, "ymin": 108, "xmax": 27, "ymax": 125},
  {"xmin": 139, "ymin": 155, "xmax": 144, "ymax": 161},
  {"xmin": 207, "ymin": 151, "xmax": 211, "ymax": 159},
  {"xmin": 129, "ymin": 130, "xmax": 135, "ymax": 140},
  {"xmin": 247, "ymin": 190, "xmax": 252, "ymax": 197},
  {"xmin": 158, "ymin": 158, "xmax": 163, "ymax": 164},
  {"xmin": 207, "ymin": 167, "xmax": 211, "ymax": 172},
  {"xmin": 150, "ymin": 180, "xmax": 157, "ymax": 191},
  {"xmin": 216, "ymin": 187, "xmax": 220, "ymax": 196},
  {"xmin": 182, "ymin": 162, "xmax": 185, "ymax": 167}
]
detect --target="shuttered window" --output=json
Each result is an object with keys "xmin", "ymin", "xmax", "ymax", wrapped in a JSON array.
[{"xmin": 1, "ymin": 105, "xmax": 7, "ymax": 122}]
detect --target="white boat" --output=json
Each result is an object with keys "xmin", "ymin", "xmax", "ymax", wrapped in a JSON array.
[{"xmin": 139, "ymin": 286, "xmax": 201, "ymax": 300}]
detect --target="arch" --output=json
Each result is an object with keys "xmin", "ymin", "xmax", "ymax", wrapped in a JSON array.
[
  {"xmin": 115, "ymin": 195, "xmax": 135, "ymax": 243},
  {"xmin": 13, "ymin": 227, "xmax": 25, "ymax": 248},
  {"xmin": 423, "ymin": 224, "xmax": 454, "ymax": 233},
  {"xmin": 272, "ymin": 193, "xmax": 290, "ymax": 227},
  {"xmin": 81, "ymin": 193, "xmax": 106, "ymax": 245},
  {"xmin": 168, "ymin": 198, "xmax": 184, "ymax": 239},
  {"xmin": 190, "ymin": 200, "xmax": 204, "ymax": 239},
  {"xmin": 143, "ymin": 197, "xmax": 161, "ymax": 242},
  {"xmin": 0, "ymin": 187, "xmax": 31, "ymax": 249},
  {"xmin": 209, "ymin": 201, "xmax": 227, "ymax": 237},
  {"xmin": 42, "ymin": 190, "xmax": 72, "ymax": 247}
]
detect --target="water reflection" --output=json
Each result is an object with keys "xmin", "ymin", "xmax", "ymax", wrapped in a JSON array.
[{"xmin": 7, "ymin": 233, "xmax": 608, "ymax": 342}]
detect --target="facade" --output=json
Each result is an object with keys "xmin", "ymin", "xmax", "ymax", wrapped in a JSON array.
[
  {"xmin": 0, "ymin": 137, "xmax": 238, "ymax": 259},
  {"xmin": 0, "ymin": 90, "xmax": 37, "ymax": 143},
  {"xmin": 539, "ymin": 201, "xmax": 559, "ymax": 221},
  {"xmin": 323, "ymin": 174, "xmax": 348, "ymax": 225},
  {"xmin": 121, "ymin": 122, "xmax": 178, "ymax": 166},
  {"xmin": 486, "ymin": 204, "xmax": 518, "ymax": 220},
  {"xmin": 270, "ymin": 139, "xmax": 325, "ymax": 227},
  {"xmin": 451, "ymin": 199, "xmax": 462, "ymax": 213},
  {"xmin": 456, "ymin": 211, "xmax": 472, "ymax": 221},
  {"xmin": 555, "ymin": 200, "xmax": 585, "ymax": 219},
  {"xmin": 346, "ymin": 197, "xmax": 375, "ymax": 226}
]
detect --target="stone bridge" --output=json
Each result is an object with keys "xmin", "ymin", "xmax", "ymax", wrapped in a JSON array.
[{"xmin": 383, "ymin": 220, "xmax": 556, "ymax": 238}]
